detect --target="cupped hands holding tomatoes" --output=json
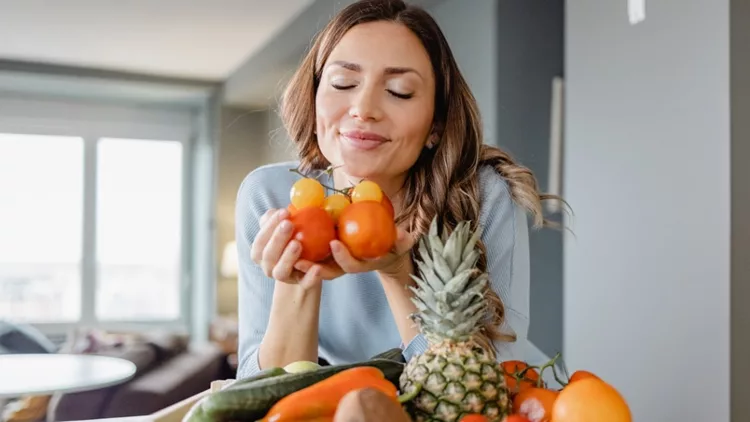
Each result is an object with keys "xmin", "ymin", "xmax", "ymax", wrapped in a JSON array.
[{"xmin": 251, "ymin": 174, "xmax": 412, "ymax": 288}]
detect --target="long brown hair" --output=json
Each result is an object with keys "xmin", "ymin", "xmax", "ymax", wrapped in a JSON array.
[{"xmin": 279, "ymin": 0, "xmax": 562, "ymax": 357}]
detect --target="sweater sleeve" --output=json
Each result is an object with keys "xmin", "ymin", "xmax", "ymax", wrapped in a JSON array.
[
  {"xmin": 402, "ymin": 168, "xmax": 531, "ymax": 362},
  {"xmin": 234, "ymin": 170, "xmax": 277, "ymax": 379}
]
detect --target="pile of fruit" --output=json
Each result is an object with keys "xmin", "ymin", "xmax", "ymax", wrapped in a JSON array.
[
  {"xmin": 285, "ymin": 169, "xmax": 397, "ymax": 262},
  {"xmin": 183, "ymin": 173, "xmax": 632, "ymax": 421}
]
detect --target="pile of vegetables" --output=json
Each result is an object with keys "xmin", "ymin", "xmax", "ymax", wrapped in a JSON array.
[{"xmin": 183, "ymin": 348, "xmax": 412, "ymax": 422}]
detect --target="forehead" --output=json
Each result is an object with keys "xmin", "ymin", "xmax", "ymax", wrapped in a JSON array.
[{"xmin": 327, "ymin": 21, "xmax": 432, "ymax": 75}]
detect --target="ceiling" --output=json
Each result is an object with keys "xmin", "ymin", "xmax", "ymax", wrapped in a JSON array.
[{"xmin": 0, "ymin": 0, "xmax": 315, "ymax": 81}]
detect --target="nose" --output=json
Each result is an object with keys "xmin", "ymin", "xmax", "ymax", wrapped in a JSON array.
[{"xmin": 348, "ymin": 85, "xmax": 383, "ymax": 121}]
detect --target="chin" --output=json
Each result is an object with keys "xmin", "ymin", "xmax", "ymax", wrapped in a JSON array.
[{"xmin": 330, "ymin": 150, "xmax": 379, "ymax": 175}]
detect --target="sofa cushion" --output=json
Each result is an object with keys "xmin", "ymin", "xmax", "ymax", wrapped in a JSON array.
[{"xmin": 101, "ymin": 343, "xmax": 224, "ymax": 418}]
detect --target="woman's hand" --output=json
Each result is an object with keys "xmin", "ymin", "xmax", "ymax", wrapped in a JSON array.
[
  {"xmin": 293, "ymin": 226, "xmax": 417, "ymax": 281},
  {"xmin": 250, "ymin": 208, "xmax": 323, "ymax": 289}
]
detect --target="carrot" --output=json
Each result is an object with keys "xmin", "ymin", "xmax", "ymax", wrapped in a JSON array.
[{"xmin": 260, "ymin": 366, "xmax": 398, "ymax": 422}]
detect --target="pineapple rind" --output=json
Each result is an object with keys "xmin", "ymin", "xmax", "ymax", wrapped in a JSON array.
[{"xmin": 400, "ymin": 342, "xmax": 510, "ymax": 422}]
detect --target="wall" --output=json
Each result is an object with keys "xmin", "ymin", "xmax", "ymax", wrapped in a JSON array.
[
  {"xmin": 428, "ymin": 0, "xmax": 497, "ymax": 145},
  {"xmin": 564, "ymin": 1, "xmax": 735, "ymax": 420},
  {"xmin": 214, "ymin": 106, "xmax": 295, "ymax": 315},
  {"xmin": 730, "ymin": 0, "xmax": 750, "ymax": 419}
]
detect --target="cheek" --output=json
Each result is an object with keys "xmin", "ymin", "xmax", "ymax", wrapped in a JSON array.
[
  {"xmin": 315, "ymin": 90, "xmax": 347, "ymax": 131},
  {"xmin": 392, "ymin": 105, "xmax": 433, "ymax": 150}
]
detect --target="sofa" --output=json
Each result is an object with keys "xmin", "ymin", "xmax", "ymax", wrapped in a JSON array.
[{"xmin": 2, "ymin": 329, "xmax": 233, "ymax": 422}]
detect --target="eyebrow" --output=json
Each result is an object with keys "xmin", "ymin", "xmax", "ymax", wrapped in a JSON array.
[{"xmin": 329, "ymin": 60, "xmax": 423, "ymax": 78}]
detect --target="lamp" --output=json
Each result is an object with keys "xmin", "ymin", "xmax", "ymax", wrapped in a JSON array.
[{"xmin": 221, "ymin": 240, "xmax": 239, "ymax": 278}]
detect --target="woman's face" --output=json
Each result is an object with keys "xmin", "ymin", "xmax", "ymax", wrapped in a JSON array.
[{"xmin": 315, "ymin": 21, "xmax": 436, "ymax": 186}]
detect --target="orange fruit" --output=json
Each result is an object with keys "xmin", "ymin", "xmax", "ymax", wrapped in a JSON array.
[
  {"xmin": 289, "ymin": 206, "xmax": 336, "ymax": 262},
  {"xmin": 512, "ymin": 387, "xmax": 559, "ymax": 422},
  {"xmin": 567, "ymin": 370, "xmax": 600, "ymax": 384},
  {"xmin": 337, "ymin": 201, "xmax": 397, "ymax": 259},
  {"xmin": 552, "ymin": 378, "xmax": 631, "ymax": 422}
]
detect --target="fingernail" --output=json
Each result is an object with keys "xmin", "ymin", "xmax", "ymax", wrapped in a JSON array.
[
  {"xmin": 278, "ymin": 208, "xmax": 289, "ymax": 219},
  {"xmin": 280, "ymin": 220, "xmax": 292, "ymax": 232},
  {"xmin": 330, "ymin": 241, "xmax": 340, "ymax": 252},
  {"xmin": 289, "ymin": 240, "xmax": 299, "ymax": 252}
]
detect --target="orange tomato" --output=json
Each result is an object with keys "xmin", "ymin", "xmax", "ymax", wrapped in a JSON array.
[
  {"xmin": 290, "ymin": 178, "xmax": 325, "ymax": 209},
  {"xmin": 552, "ymin": 378, "xmax": 631, "ymax": 422},
  {"xmin": 289, "ymin": 206, "xmax": 336, "ymax": 262},
  {"xmin": 380, "ymin": 194, "xmax": 395, "ymax": 219},
  {"xmin": 512, "ymin": 388, "xmax": 559, "ymax": 422},
  {"xmin": 287, "ymin": 203, "xmax": 298, "ymax": 216},
  {"xmin": 337, "ymin": 201, "xmax": 397, "ymax": 259},
  {"xmin": 323, "ymin": 193, "xmax": 351, "ymax": 223},
  {"xmin": 501, "ymin": 360, "xmax": 541, "ymax": 394},
  {"xmin": 459, "ymin": 415, "xmax": 488, "ymax": 422},
  {"xmin": 567, "ymin": 370, "xmax": 600, "ymax": 384}
]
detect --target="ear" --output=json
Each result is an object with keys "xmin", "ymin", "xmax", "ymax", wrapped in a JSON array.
[{"xmin": 426, "ymin": 131, "xmax": 440, "ymax": 149}]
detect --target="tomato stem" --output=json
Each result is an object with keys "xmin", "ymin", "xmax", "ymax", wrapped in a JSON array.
[
  {"xmin": 534, "ymin": 352, "xmax": 562, "ymax": 388},
  {"xmin": 289, "ymin": 167, "xmax": 352, "ymax": 197}
]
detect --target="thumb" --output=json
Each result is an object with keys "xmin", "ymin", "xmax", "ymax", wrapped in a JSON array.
[
  {"xmin": 392, "ymin": 227, "xmax": 418, "ymax": 256},
  {"xmin": 298, "ymin": 264, "xmax": 323, "ymax": 289}
]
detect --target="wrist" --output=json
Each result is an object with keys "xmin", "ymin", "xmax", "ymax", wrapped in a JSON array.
[
  {"xmin": 377, "ymin": 256, "xmax": 415, "ymax": 286},
  {"xmin": 273, "ymin": 280, "xmax": 322, "ymax": 304}
]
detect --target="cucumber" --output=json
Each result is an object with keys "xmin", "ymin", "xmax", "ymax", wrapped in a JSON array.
[
  {"xmin": 371, "ymin": 347, "xmax": 406, "ymax": 363},
  {"xmin": 224, "ymin": 366, "xmax": 287, "ymax": 390},
  {"xmin": 201, "ymin": 358, "xmax": 405, "ymax": 422}
]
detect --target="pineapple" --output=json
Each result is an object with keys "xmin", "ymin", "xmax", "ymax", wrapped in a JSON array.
[{"xmin": 399, "ymin": 217, "xmax": 510, "ymax": 422}]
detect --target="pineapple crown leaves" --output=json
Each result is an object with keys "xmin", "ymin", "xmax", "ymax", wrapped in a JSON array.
[{"xmin": 408, "ymin": 217, "xmax": 489, "ymax": 344}]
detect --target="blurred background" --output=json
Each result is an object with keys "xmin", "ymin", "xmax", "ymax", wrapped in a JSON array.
[{"xmin": 0, "ymin": 0, "xmax": 747, "ymax": 421}]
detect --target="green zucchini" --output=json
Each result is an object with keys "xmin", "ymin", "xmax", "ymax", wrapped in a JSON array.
[
  {"xmin": 224, "ymin": 366, "xmax": 286, "ymax": 390},
  {"xmin": 201, "ymin": 358, "xmax": 405, "ymax": 422},
  {"xmin": 371, "ymin": 347, "xmax": 406, "ymax": 363}
]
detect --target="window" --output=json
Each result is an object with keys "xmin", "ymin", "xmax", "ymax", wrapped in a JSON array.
[
  {"xmin": 0, "ymin": 95, "xmax": 202, "ymax": 332},
  {"xmin": 96, "ymin": 138, "xmax": 183, "ymax": 321},
  {"xmin": 0, "ymin": 134, "xmax": 84, "ymax": 323}
]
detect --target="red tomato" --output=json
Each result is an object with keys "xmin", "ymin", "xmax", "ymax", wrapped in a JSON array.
[
  {"xmin": 337, "ymin": 201, "xmax": 397, "ymax": 259},
  {"xmin": 289, "ymin": 206, "xmax": 336, "ymax": 262}
]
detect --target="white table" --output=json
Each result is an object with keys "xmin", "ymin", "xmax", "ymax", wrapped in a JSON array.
[{"xmin": 0, "ymin": 353, "xmax": 136, "ymax": 398}]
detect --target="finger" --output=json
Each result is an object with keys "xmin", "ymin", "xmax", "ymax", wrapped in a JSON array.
[
  {"xmin": 392, "ymin": 227, "xmax": 418, "ymax": 256},
  {"xmin": 299, "ymin": 264, "xmax": 323, "ymax": 289},
  {"xmin": 330, "ymin": 240, "xmax": 363, "ymax": 272},
  {"xmin": 251, "ymin": 208, "xmax": 289, "ymax": 264},
  {"xmin": 261, "ymin": 218, "xmax": 295, "ymax": 275},
  {"xmin": 271, "ymin": 240, "xmax": 302, "ymax": 281},
  {"xmin": 295, "ymin": 259, "xmax": 344, "ymax": 281},
  {"xmin": 259, "ymin": 208, "xmax": 277, "ymax": 226}
]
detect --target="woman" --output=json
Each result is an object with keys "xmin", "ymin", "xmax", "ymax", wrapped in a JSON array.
[{"xmin": 235, "ymin": 0, "xmax": 557, "ymax": 378}]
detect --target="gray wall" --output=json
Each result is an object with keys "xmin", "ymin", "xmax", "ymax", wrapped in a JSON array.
[
  {"xmin": 565, "ymin": 1, "xmax": 740, "ymax": 420},
  {"xmin": 429, "ymin": 0, "xmax": 498, "ymax": 145},
  {"xmin": 731, "ymin": 0, "xmax": 750, "ymax": 420}
]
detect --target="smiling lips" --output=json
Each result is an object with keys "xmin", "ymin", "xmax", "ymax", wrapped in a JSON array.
[{"xmin": 340, "ymin": 130, "xmax": 389, "ymax": 151}]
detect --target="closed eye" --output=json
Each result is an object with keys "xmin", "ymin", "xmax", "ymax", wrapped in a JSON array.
[
  {"xmin": 388, "ymin": 90, "xmax": 413, "ymax": 100},
  {"xmin": 332, "ymin": 83, "xmax": 356, "ymax": 90}
]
